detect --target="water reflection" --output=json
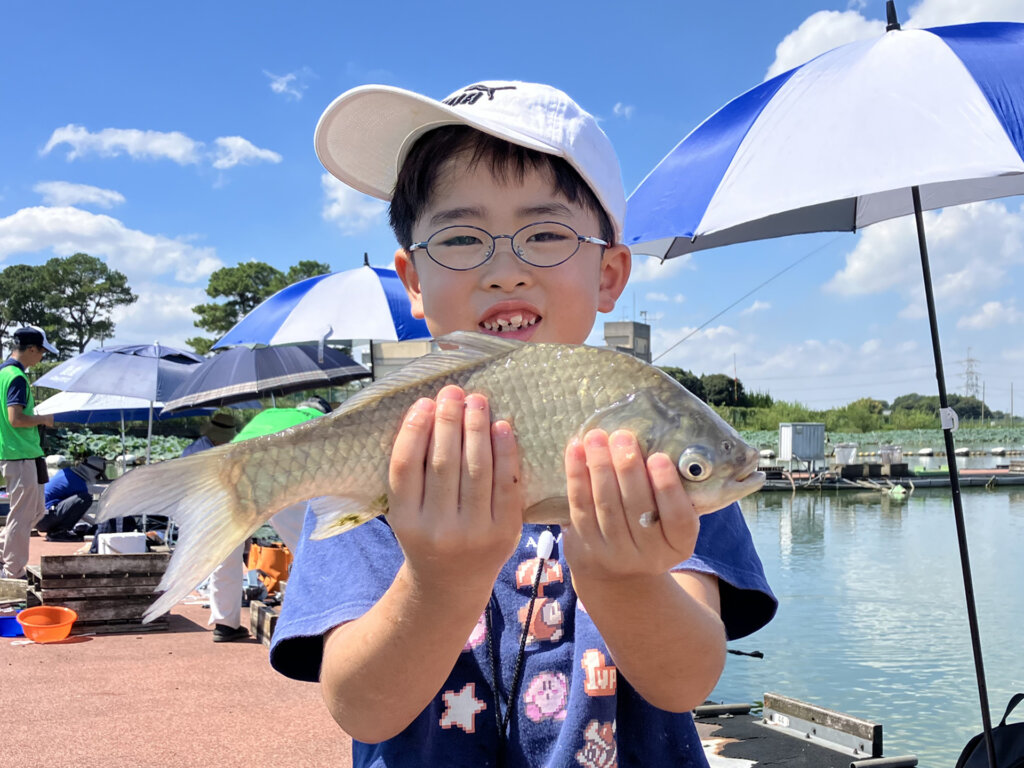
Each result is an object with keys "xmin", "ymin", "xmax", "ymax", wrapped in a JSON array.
[{"xmin": 722, "ymin": 488, "xmax": 1024, "ymax": 766}]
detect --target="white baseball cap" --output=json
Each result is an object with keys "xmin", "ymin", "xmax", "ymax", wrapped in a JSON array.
[{"xmin": 314, "ymin": 80, "xmax": 626, "ymax": 241}]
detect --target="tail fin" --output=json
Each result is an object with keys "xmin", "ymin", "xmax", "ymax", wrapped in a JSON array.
[{"xmin": 96, "ymin": 451, "xmax": 267, "ymax": 622}]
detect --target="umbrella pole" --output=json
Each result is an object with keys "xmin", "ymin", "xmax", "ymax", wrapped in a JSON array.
[
  {"xmin": 912, "ymin": 186, "xmax": 997, "ymax": 768},
  {"xmin": 143, "ymin": 402, "xmax": 155, "ymax": 532}
]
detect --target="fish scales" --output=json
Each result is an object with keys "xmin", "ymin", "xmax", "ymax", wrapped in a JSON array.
[{"xmin": 95, "ymin": 331, "xmax": 764, "ymax": 621}]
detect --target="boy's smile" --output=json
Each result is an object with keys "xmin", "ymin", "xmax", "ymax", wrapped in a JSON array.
[{"xmin": 395, "ymin": 156, "xmax": 631, "ymax": 345}]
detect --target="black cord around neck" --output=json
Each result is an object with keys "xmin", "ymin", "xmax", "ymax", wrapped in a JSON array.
[{"xmin": 486, "ymin": 545, "xmax": 548, "ymax": 766}]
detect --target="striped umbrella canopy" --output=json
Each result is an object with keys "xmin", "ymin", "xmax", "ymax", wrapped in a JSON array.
[
  {"xmin": 214, "ymin": 261, "xmax": 430, "ymax": 348},
  {"xmin": 624, "ymin": 12, "xmax": 1023, "ymax": 766},
  {"xmin": 162, "ymin": 342, "xmax": 370, "ymax": 412}
]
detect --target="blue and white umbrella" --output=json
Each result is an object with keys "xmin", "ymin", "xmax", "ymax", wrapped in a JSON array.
[
  {"xmin": 625, "ymin": 19, "xmax": 1024, "ymax": 258},
  {"xmin": 625, "ymin": 11, "xmax": 1023, "ymax": 764},
  {"xmin": 214, "ymin": 261, "xmax": 430, "ymax": 348},
  {"xmin": 34, "ymin": 391, "xmax": 211, "ymax": 424},
  {"xmin": 35, "ymin": 342, "xmax": 204, "ymax": 465}
]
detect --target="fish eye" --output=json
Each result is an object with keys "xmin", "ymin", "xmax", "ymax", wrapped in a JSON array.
[{"xmin": 678, "ymin": 450, "xmax": 712, "ymax": 482}]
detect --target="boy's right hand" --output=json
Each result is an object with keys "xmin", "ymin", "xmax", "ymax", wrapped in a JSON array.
[{"xmin": 387, "ymin": 385, "xmax": 523, "ymax": 590}]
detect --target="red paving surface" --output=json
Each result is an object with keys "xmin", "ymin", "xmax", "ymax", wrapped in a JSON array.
[{"xmin": 2, "ymin": 536, "xmax": 353, "ymax": 768}]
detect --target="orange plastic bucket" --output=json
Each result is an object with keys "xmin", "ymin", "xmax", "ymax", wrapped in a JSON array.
[{"xmin": 16, "ymin": 605, "xmax": 77, "ymax": 643}]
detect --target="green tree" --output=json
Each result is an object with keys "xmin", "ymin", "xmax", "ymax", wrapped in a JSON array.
[
  {"xmin": 0, "ymin": 264, "xmax": 61, "ymax": 344},
  {"xmin": 269, "ymin": 260, "xmax": 332, "ymax": 294},
  {"xmin": 701, "ymin": 373, "xmax": 746, "ymax": 407},
  {"xmin": 187, "ymin": 260, "xmax": 332, "ymax": 353},
  {"xmin": 659, "ymin": 366, "xmax": 705, "ymax": 401},
  {"xmin": 43, "ymin": 253, "xmax": 137, "ymax": 353}
]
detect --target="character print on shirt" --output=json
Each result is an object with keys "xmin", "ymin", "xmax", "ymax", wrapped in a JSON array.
[
  {"xmin": 463, "ymin": 611, "xmax": 487, "ymax": 652},
  {"xmin": 516, "ymin": 556, "xmax": 564, "ymax": 645},
  {"xmin": 581, "ymin": 649, "xmax": 616, "ymax": 697},
  {"xmin": 439, "ymin": 683, "xmax": 487, "ymax": 734},
  {"xmin": 576, "ymin": 719, "xmax": 617, "ymax": 768},
  {"xmin": 522, "ymin": 671, "xmax": 569, "ymax": 723}
]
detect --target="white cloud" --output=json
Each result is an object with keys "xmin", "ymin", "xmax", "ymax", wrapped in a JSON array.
[
  {"xmin": 628, "ymin": 253, "xmax": 694, "ymax": 283},
  {"xmin": 613, "ymin": 102, "xmax": 635, "ymax": 119},
  {"xmin": 741, "ymin": 300, "xmax": 771, "ymax": 315},
  {"xmin": 42, "ymin": 124, "xmax": 202, "ymax": 164},
  {"xmin": 211, "ymin": 136, "xmax": 282, "ymax": 169},
  {"xmin": 824, "ymin": 201, "xmax": 1024, "ymax": 315},
  {"xmin": 264, "ymin": 70, "xmax": 302, "ymax": 100},
  {"xmin": 644, "ymin": 292, "xmax": 686, "ymax": 304},
  {"xmin": 905, "ymin": 0, "xmax": 1024, "ymax": 28},
  {"xmin": 320, "ymin": 173, "xmax": 387, "ymax": 234},
  {"xmin": 766, "ymin": 11, "xmax": 881, "ymax": 79},
  {"xmin": 0, "ymin": 205, "xmax": 222, "ymax": 284},
  {"xmin": 108, "ymin": 282, "xmax": 210, "ymax": 349},
  {"xmin": 765, "ymin": 0, "xmax": 1024, "ymax": 80},
  {"xmin": 41, "ymin": 124, "xmax": 281, "ymax": 171},
  {"xmin": 860, "ymin": 338, "xmax": 882, "ymax": 355},
  {"xmin": 957, "ymin": 300, "xmax": 1024, "ymax": 329},
  {"xmin": 33, "ymin": 181, "xmax": 125, "ymax": 209}
]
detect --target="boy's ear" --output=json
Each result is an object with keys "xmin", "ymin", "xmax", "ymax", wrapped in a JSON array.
[
  {"xmin": 597, "ymin": 245, "xmax": 631, "ymax": 313},
  {"xmin": 393, "ymin": 248, "xmax": 425, "ymax": 319}
]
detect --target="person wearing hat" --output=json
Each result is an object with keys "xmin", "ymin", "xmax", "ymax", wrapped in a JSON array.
[
  {"xmin": 267, "ymin": 80, "xmax": 775, "ymax": 766},
  {"xmin": 0, "ymin": 326, "xmax": 58, "ymax": 578},
  {"xmin": 37, "ymin": 455, "xmax": 108, "ymax": 542},
  {"xmin": 205, "ymin": 396, "xmax": 332, "ymax": 643},
  {"xmin": 182, "ymin": 411, "xmax": 238, "ymax": 456}
]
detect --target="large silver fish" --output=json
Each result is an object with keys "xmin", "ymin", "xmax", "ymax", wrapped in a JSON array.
[{"xmin": 97, "ymin": 332, "xmax": 765, "ymax": 621}]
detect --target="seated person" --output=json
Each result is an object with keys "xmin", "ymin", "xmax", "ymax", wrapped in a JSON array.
[{"xmin": 36, "ymin": 455, "xmax": 107, "ymax": 542}]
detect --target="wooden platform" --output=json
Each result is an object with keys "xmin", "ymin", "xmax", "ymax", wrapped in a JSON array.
[
  {"xmin": 249, "ymin": 599, "xmax": 280, "ymax": 647},
  {"xmin": 26, "ymin": 552, "xmax": 171, "ymax": 633}
]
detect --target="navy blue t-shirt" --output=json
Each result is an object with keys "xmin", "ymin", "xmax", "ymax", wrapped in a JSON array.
[
  {"xmin": 1, "ymin": 359, "xmax": 28, "ymax": 408},
  {"xmin": 271, "ymin": 503, "xmax": 775, "ymax": 768},
  {"xmin": 44, "ymin": 467, "xmax": 90, "ymax": 508}
]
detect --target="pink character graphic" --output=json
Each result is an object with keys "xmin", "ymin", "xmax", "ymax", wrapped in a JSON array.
[
  {"xmin": 523, "ymin": 671, "xmax": 569, "ymax": 723},
  {"xmin": 575, "ymin": 719, "xmax": 617, "ymax": 768},
  {"xmin": 463, "ymin": 611, "xmax": 487, "ymax": 652}
]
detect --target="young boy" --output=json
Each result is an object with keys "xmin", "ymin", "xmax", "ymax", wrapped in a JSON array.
[{"xmin": 270, "ymin": 80, "xmax": 776, "ymax": 767}]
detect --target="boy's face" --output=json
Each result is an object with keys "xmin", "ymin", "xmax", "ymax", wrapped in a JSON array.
[{"xmin": 394, "ymin": 156, "xmax": 630, "ymax": 346}]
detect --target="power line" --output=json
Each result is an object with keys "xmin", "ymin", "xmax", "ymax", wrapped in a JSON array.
[{"xmin": 651, "ymin": 235, "xmax": 844, "ymax": 363}]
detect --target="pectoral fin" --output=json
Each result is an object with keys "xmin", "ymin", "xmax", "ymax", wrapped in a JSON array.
[
  {"xmin": 576, "ymin": 388, "xmax": 677, "ymax": 453},
  {"xmin": 525, "ymin": 497, "xmax": 570, "ymax": 525}
]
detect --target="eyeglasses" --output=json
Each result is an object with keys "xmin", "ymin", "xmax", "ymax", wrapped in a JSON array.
[{"xmin": 409, "ymin": 221, "xmax": 608, "ymax": 272}]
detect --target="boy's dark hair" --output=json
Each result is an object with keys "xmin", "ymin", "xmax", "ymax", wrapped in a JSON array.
[{"xmin": 389, "ymin": 126, "xmax": 615, "ymax": 252}]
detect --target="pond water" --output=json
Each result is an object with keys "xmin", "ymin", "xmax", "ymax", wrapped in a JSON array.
[{"xmin": 713, "ymin": 487, "xmax": 1024, "ymax": 767}]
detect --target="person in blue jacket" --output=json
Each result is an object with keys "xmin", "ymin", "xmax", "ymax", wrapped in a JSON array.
[{"xmin": 37, "ymin": 454, "xmax": 107, "ymax": 542}]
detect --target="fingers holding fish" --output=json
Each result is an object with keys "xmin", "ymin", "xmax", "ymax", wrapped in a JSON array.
[
  {"xmin": 423, "ymin": 385, "xmax": 467, "ymax": 512},
  {"xmin": 489, "ymin": 418, "xmax": 525, "ymax": 552},
  {"xmin": 388, "ymin": 396, "xmax": 437, "ymax": 517},
  {"xmin": 563, "ymin": 429, "xmax": 696, "ymax": 579},
  {"xmin": 645, "ymin": 452, "xmax": 700, "ymax": 561}
]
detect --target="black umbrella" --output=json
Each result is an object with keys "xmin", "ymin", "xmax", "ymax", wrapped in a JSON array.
[{"xmin": 162, "ymin": 343, "xmax": 370, "ymax": 412}]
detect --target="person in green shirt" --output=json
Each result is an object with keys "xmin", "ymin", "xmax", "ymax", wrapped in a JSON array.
[
  {"xmin": 0, "ymin": 326, "xmax": 58, "ymax": 579},
  {"xmin": 207, "ymin": 396, "xmax": 332, "ymax": 642}
]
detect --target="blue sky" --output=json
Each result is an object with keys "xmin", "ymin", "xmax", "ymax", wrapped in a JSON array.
[{"xmin": 3, "ymin": 0, "xmax": 1024, "ymax": 412}]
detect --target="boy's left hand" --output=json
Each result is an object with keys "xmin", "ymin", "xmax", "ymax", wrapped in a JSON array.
[{"xmin": 561, "ymin": 428, "xmax": 699, "ymax": 581}]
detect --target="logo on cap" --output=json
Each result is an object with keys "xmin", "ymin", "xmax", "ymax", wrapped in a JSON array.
[{"xmin": 442, "ymin": 84, "xmax": 516, "ymax": 107}]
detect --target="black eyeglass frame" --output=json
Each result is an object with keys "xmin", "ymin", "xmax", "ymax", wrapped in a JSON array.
[{"xmin": 408, "ymin": 220, "xmax": 608, "ymax": 272}]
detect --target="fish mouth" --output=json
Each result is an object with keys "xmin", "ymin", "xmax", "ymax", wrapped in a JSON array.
[
  {"xmin": 733, "ymin": 455, "xmax": 766, "ymax": 492},
  {"xmin": 478, "ymin": 303, "xmax": 542, "ymax": 339}
]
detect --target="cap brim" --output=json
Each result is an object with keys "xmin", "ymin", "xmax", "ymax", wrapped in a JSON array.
[
  {"xmin": 42, "ymin": 342, "xmax": 58, "ymax": 355},
  {"xmin": 314, "ymin": 85, "xmax": 560, "ymax": 201}
]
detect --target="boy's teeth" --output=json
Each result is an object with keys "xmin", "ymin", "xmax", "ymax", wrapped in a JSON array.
[{"xmin": 482, "ymin": 314, "xmax": 538, "ymax": 333}]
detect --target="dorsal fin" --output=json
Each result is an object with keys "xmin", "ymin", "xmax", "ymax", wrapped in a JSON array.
[{"xmin": 331, "ymin": 331, "xmax": 527, "ymax": 416}]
